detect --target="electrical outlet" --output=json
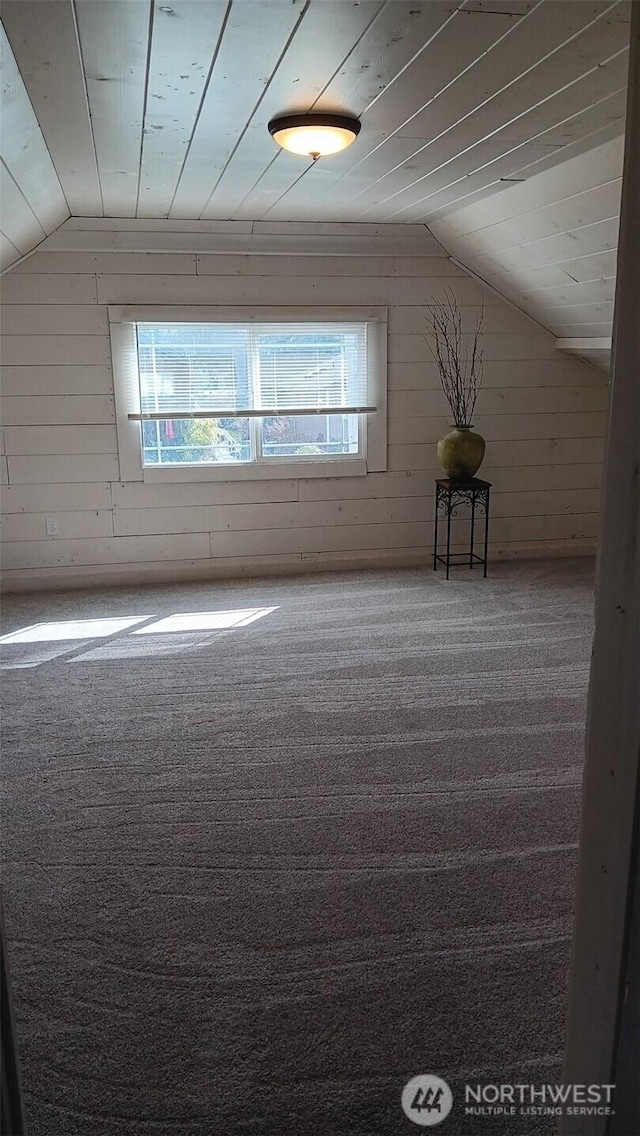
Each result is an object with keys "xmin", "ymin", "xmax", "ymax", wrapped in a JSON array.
[{"xmin": 45, "ymin": 516, "xmax": 59, "ymax": 537}]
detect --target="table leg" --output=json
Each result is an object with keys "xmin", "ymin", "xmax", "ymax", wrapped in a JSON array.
[
  {"xmin": 470, "ymin": 495, "xmax": 476, "ymax": 568},
  {"xmin": 483, "ymin": 491, "xmax": 490, "ymax": 577},
  {"xmin": 446, "ymin": 488, "xmax": 452, "ymax": 580},
  {"xmin": 433, "ymin": 488, "xmax": 439, "ymax": 570}
]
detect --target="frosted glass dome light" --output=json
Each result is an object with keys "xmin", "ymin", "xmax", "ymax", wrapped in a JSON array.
[{"xmin": 268, "ymin": 113, "xmax": 361, "ymax": 160}]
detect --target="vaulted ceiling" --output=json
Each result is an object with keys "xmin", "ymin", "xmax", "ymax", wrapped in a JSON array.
[{"xmin": 0, "ymin": 0, "xmax": 631, "ymax": 360}]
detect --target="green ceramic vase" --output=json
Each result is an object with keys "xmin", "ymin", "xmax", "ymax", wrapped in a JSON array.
[{"xmin": 437, "ymin": 425, "xmax": 485, "ymax": 480}]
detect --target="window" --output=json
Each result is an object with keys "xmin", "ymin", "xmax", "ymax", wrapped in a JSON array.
[
  {"xmin": 137, "ymin": 321, "xmax": 367, "ymax": 467},
  {"xmin": 110, "ymin": 307, "xmax": 387, "ymax": 482}
]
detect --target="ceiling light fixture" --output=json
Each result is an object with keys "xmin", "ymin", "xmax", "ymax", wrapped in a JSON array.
[{"xmin": 268, "ymin": 113, "xmax": 361, "ymax": 161}]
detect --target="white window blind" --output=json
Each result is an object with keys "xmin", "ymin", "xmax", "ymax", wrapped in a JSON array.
[{"xmin": 131, "ymin": 322, "xmax": 374, "ymax": 420}]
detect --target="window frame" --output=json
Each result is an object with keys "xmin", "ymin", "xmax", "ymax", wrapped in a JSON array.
[{"xmin": 109, "ymin": 305, "xmax": 387, "ymax": 483}]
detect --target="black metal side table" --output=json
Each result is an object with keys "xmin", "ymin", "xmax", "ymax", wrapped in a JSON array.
[{"xmin": 433, "ymin": 478, "xmax": 492, "ymax": 579}]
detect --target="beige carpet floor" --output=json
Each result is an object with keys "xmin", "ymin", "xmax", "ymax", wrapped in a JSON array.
[{"xmin": 0, "ymin": 558, "xmax": 594, "ymax": 1135}]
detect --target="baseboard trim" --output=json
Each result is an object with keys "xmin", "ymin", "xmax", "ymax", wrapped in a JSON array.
[{"xmin": 0, "ymin": 540, "xmax": 598, "ymax": 593}]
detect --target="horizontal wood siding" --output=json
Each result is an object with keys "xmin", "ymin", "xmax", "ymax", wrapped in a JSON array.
[{"xmin": 0, "ymin": 237, "xmax": 608, "ymax": 588}]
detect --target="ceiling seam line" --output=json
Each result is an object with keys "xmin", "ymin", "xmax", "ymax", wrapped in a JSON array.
[
  {"xmin": 449, "ymin": 170, "xmax": 625, "ymax": 241},
  {"xmin": 0, "ymin": 231, "xmax": 20, "ymax": 256},
  {"xmin": 360, "ymin": 44, "xmax": 630, "ymax": 219},
  {"xmin": 419, "ymin": 119, "xmax": 626, "ymax": 223},
  {"xmin": 235, "ymin": 0, "xmax": 387, "ymax": 218},
  {"xmin": 70, "ymin": 0, "xmax": 104, "ymax": 217},
  {"xmin": 499, "ymin": 248, "xmax": 619, "ymax": 274},
  {"xmin": 324, "ymin": 0, "xmax": 546, "ymax": 198},
  {"xmin": 197, "ymin": 0, "xmax": 313, "ymax": 218},
  {"xmin": 308, "ymin": 0, "xmax": 387, "ymax": 111},
  {"xmin": 363, "ymin": 2, "xmax": 464, "ymax": 117},
  {"xmin": 519, "ymin": 280, "xmax": 617, "ymax": 295},
  {"xmin": 134, "ymin": 0, "xmax": 157, "ymax": 218},
  {"xmin": 331, "ymin": 0, "xmax": 623, "ymax": 211},
  {"xmin": 374, "ymin": 68, "xmax": 629, "ymax": 222},
  {"xmin": 449, "ymin": 222, "xmax": 622, "ymax": 262},
  {"xmin": 258, "ymin": 159, "xmax": 318, "ymax": 220},
  {"xmin": 422, "ymin": 134, "xmax": 623, "ymax": 222},
  {"xmin": 167, "ymin": 1, "xmax": 233, "ymax": 219},
  {"xmin": 497, "ymin": 122, "xmax": 626, "ymax": 183},
  {"xmin": 456, "ymin": 243, "xmax": 620, "ymax": 277},
  {"xmin": 355, "ymin": 21, "xmax": 597, "ymax": 205},
  {"xmin": 0, "ymin": 157, "xmax": 47, "ymax": 243},
  {"xmin": 229, "ymin": 155, "xmax": 282, "ymax": 220},
  {"xmin": 0, "ymin": 25, "xmax": 72, "ymax": 221},
  {"xmin": 494, "ymin": 88, "xmax": 628, "ymax": 183}
]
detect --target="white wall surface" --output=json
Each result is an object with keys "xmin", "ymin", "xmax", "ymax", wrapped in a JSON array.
[{"xmin": 0, "ymin": 228, "xmax": 609, "ymax": 590}]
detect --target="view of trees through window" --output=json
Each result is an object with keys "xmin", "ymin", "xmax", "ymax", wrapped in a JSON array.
[
  {"xmin": 137, "ymin": 323, "xmax": 364, "ymax": 465},
  {"xmin": 141, "ymin": 413, "xmax": 359, "ymax": 465}
]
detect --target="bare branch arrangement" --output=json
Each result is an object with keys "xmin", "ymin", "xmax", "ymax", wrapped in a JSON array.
[{"xmin": 424, "ymin": 288, "xmax": 484, "ymax": 426}]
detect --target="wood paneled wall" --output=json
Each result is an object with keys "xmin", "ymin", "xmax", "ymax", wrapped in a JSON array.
[
  {"xmin": 0, "ymin": 230, "xmax": 609, "ymax": 590},
  {"xmin": 430, "ymin": 136, "xmax": 623, "ymax": 346}
]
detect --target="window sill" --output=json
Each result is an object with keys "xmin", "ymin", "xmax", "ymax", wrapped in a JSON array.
[{"xmin": 141, "ymin": 458, "xmax": 368, "ymax": 483}]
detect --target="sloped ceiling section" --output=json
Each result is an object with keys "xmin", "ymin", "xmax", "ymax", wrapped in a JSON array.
[
  {"xmin": 0, "ymin": 0, "xmax": 630, "ymax": 371},
  {"xmin": 0, "ymin": 26, "xmax": 69, "ymax": 269},
  {"xmin": 429, "ymin": 134, "xmax": 624, "ymax": 373},
  {"xmin": 0, "ymin": 0, "xmax": 631, "ymax": 270}
]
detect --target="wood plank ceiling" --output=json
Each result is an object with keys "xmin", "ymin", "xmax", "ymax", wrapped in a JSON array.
[{"xmin": 0, "ymin": 0, "xmax": 631, "ymax": 348}]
